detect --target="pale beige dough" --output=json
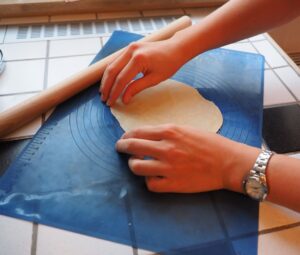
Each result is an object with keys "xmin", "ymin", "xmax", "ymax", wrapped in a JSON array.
[{"xmin": 111, "ymin": 79, "xmax": 223, "ymax": 133}]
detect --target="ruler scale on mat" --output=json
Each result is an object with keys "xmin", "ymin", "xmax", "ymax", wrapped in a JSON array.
[{"xmin": 0, "ymin": 31, "xmax": 264, "ymax": 254}]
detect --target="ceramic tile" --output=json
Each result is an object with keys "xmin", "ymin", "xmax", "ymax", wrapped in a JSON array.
[
  {"xmin": 36, "ymin": 225, "xmax": 134, "ymax": 255},
  {"xmin": 49, "ymin": 38, "xmax": 101, "ymax": 58},
  {"xmin": 0, "ymin": 215, "xmax": 33, "ymax": 255},
  {"xmin": 258, "ymin": 226, "xmax": 300, "ymax": 255},
  {"xmin": 50, "ymin": 13, "xmax": 96, "ymax": 23},
  {"xmin": 106, "ymin": 20, "xmax": 119, "ymax": 33},
  {"xmin": 97, "ymin": 11, "xmax": 141, "ymax": 20},
  {"xmin": 249, "ymin": 34, "xmax": 266, "ymax": 41},
  {"xmin": 0, "ymin": 41, "xmax": 47, "ymax": 61},
  {"xmin": 0, "ymin": 92, "xmax": 37, "ymax": 113},
  {"xmin": 263, "ymin": 104, "xmax": 300, "ymax": 153},
  {"xmin": 253, "ymin": 40, "xmax": 288, "ymax": 68},
  {"xmin": 47, "ymin": 55, "xmax": 95, "ymax": 88},
  {"xmin": 138, "ymin": 249, "xmax": 155, "ymax": 255},
  {"xmin": 259, "ymin": 202, "xmax": 300, "ymax": 231},
  {"xmin": 0, "ymin": 93, "xmax": 42, "ymax": 139},
  {"xmin": 0, "ymin": 16, "xmax": 49, "ymax": 26},
  {"xmin": 151, "ymin": 17, "xmax": 165, "ymax": 30},
  {"xmin": 274, "ymin": 66, "xmax": 300, "ymax": 100},
  {"xmin": 101, "ymin": 36, "xmax": 110, "ymax": 46},
  {"xmin": 142, "ymin": 9, "xmax": 184, "ymax": 17},
  {"xmin": 128, "ymin": 18, "xmax": 143, "ymax": 32},
  {"xmin": 263, "ymin": 70, "xmax": 295, "ymax": 106},
  {"xmin": 0, "ymin": 26, "xmax": 6, "ymax": 43},
  {"xmin": 0, "ymin": 59, "xmax": 45, "ymax": 95},
  {"xmin": 222, "ymin": 42, "xmax": 257, "ymax": 54}
]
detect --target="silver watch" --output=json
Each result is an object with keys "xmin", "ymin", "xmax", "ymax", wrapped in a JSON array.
[{"xmin": 243, "ymin": 150, "xmax": 273, "ymax": 201}]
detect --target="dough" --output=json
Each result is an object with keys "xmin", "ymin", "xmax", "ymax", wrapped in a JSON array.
[{"xmin": 111, "ymin": 79, "xmax": 223, "ymax": 133}]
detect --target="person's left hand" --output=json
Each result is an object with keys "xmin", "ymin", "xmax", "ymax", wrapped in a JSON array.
[{"xmin": 116, "ymin": 124, "xmax": 258, "ymax": 193}]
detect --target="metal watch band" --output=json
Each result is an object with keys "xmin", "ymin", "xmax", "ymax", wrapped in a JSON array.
[
  {"xmin": 244, "ymin": 150, "xmax": 273, "ymax": 201},
  {"xmin": 252, "ymin": 150, "xmax": 273, "ymax": 177}
]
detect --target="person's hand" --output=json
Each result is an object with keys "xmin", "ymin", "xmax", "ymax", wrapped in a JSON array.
[
  {"xmin": 100, "ymin": 39, "xmax": 186, "ymax": 106},
  {"xmin": 116, "ymin": 124, "xmax": 260, "ymax": 193}
]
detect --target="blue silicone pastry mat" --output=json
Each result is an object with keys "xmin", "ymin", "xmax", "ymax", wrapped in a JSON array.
[{"xmin": 0, "ymin": 31, "xmax": 264, "ymax": 254}]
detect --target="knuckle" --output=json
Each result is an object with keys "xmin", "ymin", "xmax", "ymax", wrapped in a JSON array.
[
  {"xmin": 161, "ymin": 124, "xmax": 179, "ymax": 139},
  {"xmin": 128, "ymin": 42, "xmax": 140, "ymax": 51},
  {"xmin": 161, "ymin": 142, "xmax": 185, "ymax": 160},
  {"xmin": 106, "ymin": 65, "xmax": 117, "ymax": 76},
  {"xmin": 133, "ymin": 52, "xmax": 146, "ymax": 63}
]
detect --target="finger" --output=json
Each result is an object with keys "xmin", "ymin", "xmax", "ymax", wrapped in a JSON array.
[
  {"xmin": 128, "ymin": 156, "xmax": 168, "ymax": 176},
  {"xmin": 100, "ymin": 45, "xmax": 136, "ymax": 102},
  {"xmin": 145, "ymin": 176, "xmax": 170, "ymax": 193},
  {"xmin": 107, "ymin": 57, "xmax": 142, "ymax": 106},
  {"xmin": 121, "ymin": 126, "xmax": 165, "ymax": 141},
  {"xmin": 122, "ymin": 74, "xmax": 157, "ymax": 104},
  {"xmin": 122, "ymin": 124, "xmax": 179, "ymax": 141},
  {"xmin": 116, "ymin": 138, "xmax": 163, "ymax": 158}
]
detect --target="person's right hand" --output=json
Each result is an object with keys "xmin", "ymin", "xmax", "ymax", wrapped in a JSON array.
[{"xmin": 100, "ymin": 38, "xmax": 186, "ymax": 106}]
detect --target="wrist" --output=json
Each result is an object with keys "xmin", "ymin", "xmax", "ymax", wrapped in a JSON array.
[
  {"xmin": 222, "ymin": 141, "xmax": 261, "ymax": 194},
  {"xmin": 170, "ymin": 28, "xmax": 206, "ymax": 64}
]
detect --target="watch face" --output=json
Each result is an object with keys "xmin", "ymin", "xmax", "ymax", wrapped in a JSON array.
[{"xmin": 245, "ymin": 177, "xmax": 267, "ymax": 201}]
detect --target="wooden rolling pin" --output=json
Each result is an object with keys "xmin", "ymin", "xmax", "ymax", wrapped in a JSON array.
[{"xmin": 0, "ymin": 16, "xmax": 192, "ymax": 138}]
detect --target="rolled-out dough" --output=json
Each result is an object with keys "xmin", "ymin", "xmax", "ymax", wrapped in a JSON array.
[{"xmin": 111, "ymin": 79, "xmax": 223, "ymax": 133}]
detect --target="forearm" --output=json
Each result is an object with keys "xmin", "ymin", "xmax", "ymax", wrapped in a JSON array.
[
  {"xmin": 267, "ymin": 154, "xmax": 300, "ymax": 212},
  {"xmin": 172, "ymin": 0, "xmax": 300, "ymax": 63},
  {"xmin": 224, "ymin": 142, "xmax": 300, "ymax": 212}
]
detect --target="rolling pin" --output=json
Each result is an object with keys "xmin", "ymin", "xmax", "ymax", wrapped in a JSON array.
[{"xmin": 0, "ymin": 16, "xmax": 192, "ymax": 138}]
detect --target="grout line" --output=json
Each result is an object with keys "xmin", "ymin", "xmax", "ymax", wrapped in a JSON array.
[
  {"xmin": 31, "ymin": 223, "xmax": 39, "ymax": 255},
  {"xmin": 270, "ymin": 65, "xmax": 290, "ymax": 70},
  {"xmin": 0, "ymin": 90, "xmax": 41, "ymax": 97},
  {"xmin": 272, "ymin": 68, "xmax": 299, "ymax": 102},
  {"xmin": 232, "ymin": 221, "xmax": 300, "ymax": 241},
  {"xmin": 41, "ymin": 40, "xmax": 50, "ymax": 124},
  {"xmin": 43, "ymin": 40, "xmax": 50, "ymax": 90},
  {"xmin": 1, "ymin": 25, "xmax": 8, "ymax": 44},
  {"xmin": 250, "ymin": 39, "xmax": 299, "ymax": 101},
  {"xmin": 263, "ymin": 101, "xmax": 299, "ymax": 109}
]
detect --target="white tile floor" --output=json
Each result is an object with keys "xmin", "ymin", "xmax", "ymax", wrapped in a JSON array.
[
  {"xmin": 259, "ymin": 202, "xmax": 300, "ymax": 231},
  {"xmin": 0, "ymin": 26, "xmax": 6, "ymax": 43},
  {"xmin": 258, "ymin": 226, "xmax": 300, "ymax": 255},
  {"xmin": 37, "ymin": 225, "xmax": 134, "ymax": 255},
  {"xmin": 0, "ymin": 59, "xmax": 45, "ymax": 95},
  {"xmin": 249, "ymin": 34, "xmax": 266, "ymax": 42},
  {"xmin": 49, "ymin": 37, "xmax": 101, "ymax": 58},
  {"xmin": 0, "ymin": 41, "xmax": 47, "ymax": 61},
  {"xmin": 274, "ymin": 66, "xmax": 300, "ymax": 100},
  {"xmin": 0, "ymin": 215, "xmax": 33, "ymax": 255},
  {"xmin": 263, "ymin": 69, "xmax": 295, "ymax": 106},
  {"xmin": 47, "ymin": 55, "xmax": 95, "ymax": 88},
  {"xmin": 253, "ymin": 40, "xmax": 288, "ymax": 68}
]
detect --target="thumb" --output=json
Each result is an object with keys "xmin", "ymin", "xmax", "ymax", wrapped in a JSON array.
[{"xmin": 122, "ymin": 74, "xmax": 157, "ymax": 104}]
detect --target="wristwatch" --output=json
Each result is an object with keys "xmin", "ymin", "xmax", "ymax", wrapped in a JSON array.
[{"xmin": 243, "ymin": 150, "xmax": 273, "ymax": 201}]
